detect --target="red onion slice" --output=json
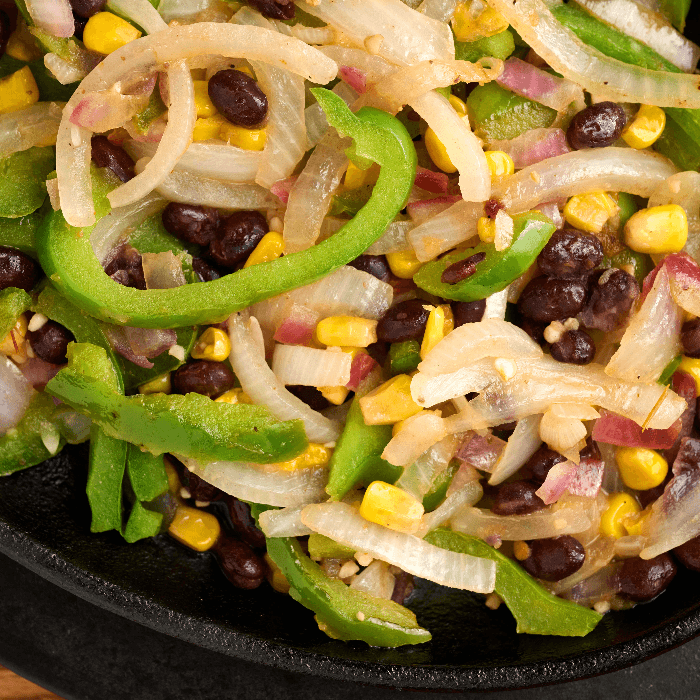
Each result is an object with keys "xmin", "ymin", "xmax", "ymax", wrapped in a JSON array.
[
  {"xmin": 592, "ymin": 409, "xmax": 681, "ymax": 449},
  {"xmin": 26, "ymin": 0, "xmax": 74, "ymax": 37}
]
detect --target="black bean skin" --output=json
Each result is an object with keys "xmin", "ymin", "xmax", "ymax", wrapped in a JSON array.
[
  {"xmin": 521, "ymin": 536, "xmax": 586, "ymax": 582},
  {"xmin": 579, "ymin": 268, "xmax": 639, "ymax": 332},
  {"xmin": 618, "ymin": 554, "xmax": 677, "ymax": 602},
  {"xmin": 519, "ymin": 316, "xmax": 547, "ymax": 344},
  {"xmin": 452, "ymin": 299, "xmax": 486, "ymax": 327},
  {"xmin": 347, "ymin": 255, "xmax": 391, "ymax": 282},
  {"xmin": 181, "ymin": 470, "xmax": 223, "ymax": 502},
  {"xmin": 286, "ymin": 385, "xmax": 331, "ymax": 412},
  {"xmin": 0, "ymin": 9, "xmax": 12, "ymax": 57},
  {"xmin": 213, "ymin": 536, "xmax": 265, "ymax": 589},
  {"xmin": 208, "ymin": 69, "xmax": 268, "ymax": 128},
  {"xmin": 673, "ymin": 535, "xmax": 700, "ymax": 572},
  {"xmin": 517, "ymin": 277, "xmax": 589, "ymax": 323},
  {"xmin": 171, "ymin": 360, "xmax": 235, "ymax": 398},
  {"xmin": 537, "ymin": 229, "xmax": 604, "ymax": 279},
  {"xmin": 91, "ymin": 135, "xmax": 135, "ymax": 182},
  {"xmin": 227, "ymin": 496, "xmax": 266, "ymax": 549},
  {"xmin": 491, "ymin": 480, "xmax": 546, "ymax": 516},
  {"xmin": 0, "ymin": 246, "xmax": 40, "ymax": 291},
  {"xmin": 525, "ymin": 445, "xmax": 567, "ymax": 484},
  {"xmin": 247, "ymin": 0, "xmax": 294, "ymax": 19},
  {"xmin": 682, "ymin": 318, "xmax": 700, "ymax": 358},
  {"xmin": 72, "ymin": 13, "xmax": 87, "ymax": 39},
  {"xmin": 69, "ymin": 0, "xmax": 105, "ymax": 17},
  {"xmin": 567, "ymin": 102, "xmax": 627, "ymax": 150},
  {"xmin": 209, "ymin": 210, "xmax": 268, "ymax": 268},
  {"xmin": 377, "ymin": 299, "xmax": 430, "ymax": 343},
  {"xmin": 162, "ymin": 203, "xmax": 220, "ymax": 246},
  {"xmin": 104, "ymin": 245, "xmax": 146, "ymax": 290},
  {"xmin": 27, "ymin": 321, "xmax": 75, "ymax": 364},
  {"xmin": 391, "ymin": 571, "xmax": 415, "ymax": 605},
  {"xmin": 484, "ymin": 198, "xmax": 504, "ymax": 219},
  {"xmin": 550, "ymin": 328, "xmax": 596, "ymax": 365},
  {"xmin": 441, "ymin": 252, "xmax": 486, "ymax": 285},
  {"xmin": 192, "ymin": 257, "xmax": 223, "ymax": 282}
]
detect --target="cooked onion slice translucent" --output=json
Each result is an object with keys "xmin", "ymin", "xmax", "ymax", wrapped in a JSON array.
[
  {"xmin": 488, "ymin": 414, "xmax": 542, "ymax": 485},
  {"xmin": 487, "ymin": 128, "xmax": 570, "ymax": 170},
  {"xmin": 107, "ymin": 0, "xmax": 167, "ymax": 34},
  {"xmin": 0, "ymin": 102, "xmax": 64, "ymax": 159},
  {"xmin": 411, "ymin": 359, "xmax": 500, "ymax": 407},
  {"xmin": 26, "ymin": 0, "xmax": 74, "ymax": 37},
  {"xmin": 418, "ymin": 0, "xmax": 457, "ymax": 22},
  {"xmin": 416, "ymin": 478, "xmax": 483, "ymax": 538},
  {"xmin": 349, "ymin": 561, "xmax": 396, "ymax": 599},
  {"xmin": 258, "ymin": 504, "xmax": 313, "ymax": 537},
  {"xmin": 272, "ymin": 345, "xmax": 352, "ymax": 387},
  {"xmin": 301, "ymin": 502, "xmax": 496, "ymax": 593},
  {"xmin": 0, "ymin": 355, "xmax": 34, "ymax": 434},
  {"xmin": 382, "ymin": 411, "xmax": 448, "ymax": 467},
  {"xmin": 44, "ymin": 53, "xmax": 88, "ymax": 85},
  {"xmin": 394, "ymin": 435, "xmax": 458, "ymax": 500}
]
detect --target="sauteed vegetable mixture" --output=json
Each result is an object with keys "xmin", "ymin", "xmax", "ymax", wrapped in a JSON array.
[{"xmin": 3, "ymin": 0, "xmax": 700, "ymax": 647}]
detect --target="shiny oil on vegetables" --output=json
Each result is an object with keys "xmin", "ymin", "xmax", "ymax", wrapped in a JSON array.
[{"xmin": 4, "ymin": 0, "xmax": 700, "ymax": 648}]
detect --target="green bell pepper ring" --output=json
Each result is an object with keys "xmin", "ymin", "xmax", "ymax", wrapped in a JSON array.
[
  {"xmin": 455, "ymin": 28, "xmax": 515, "ymax": 64},
  {"xmin": 123, "ymin": 500, "xmax": 163, "ymax": 543},
  {"xmin": 46, "ymin": 343, "xmax": 307, "ymax": 464},
  {"xmin": 0, "ymin": 147, "xmax": 55, "ymax": 219},
  {"xmin": 37, "ymin": 88, "xmax": 416, "ymax": 328},
  {"xmin": 0, "ymin": 208, "xmax": 45, "ymax": 254},
  {"xmin": 387, "ymin": 340, "xmax": 421, "ymax": 376},
  {"xmin": 0, "ymin": 288, "xmax": 31, "ymax": 340},
  {"xmin": 424, "ymin": 529, "xmax": 602, "ymax": 636},
  {"xmin": 414, "ymin": 212, "xmax": 555, "ymax": 302},
  {"xmin": 127, "ymin": 443, "xmax": 169, "ymax": 503},
  {"xmin": 307, "ymin": 533, "xmax": 357, "ymax": 561}
]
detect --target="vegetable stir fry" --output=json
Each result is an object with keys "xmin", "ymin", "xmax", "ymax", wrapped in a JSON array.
[{"xmin": 2, "ymin": 0, "xmax": 700, "ymax": 648}]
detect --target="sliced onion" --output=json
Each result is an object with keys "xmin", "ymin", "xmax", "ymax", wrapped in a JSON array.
[
  {"xmin": 366, "ymin": 220, "xmax": 414, "ymax": 255},
  {"xmin": 394, "ymin": 435, "xmax": 458, "ymax": 500},
  {"xmin": 483, "ymin": 286, "xmax": 509, "ymax": 320},
  {"xmin": 592, "ymin": 409, "xmax": 681, "ymax": 449},
  {"xmin": 536, "ymin": 200, "xmax": 564, "ymax": 230},
  {"xmin": 487, "ymin": 128, "xmax": 570, "ymax": 170},
  {"xmin": 664, "ymin": 252, "xmax": 700, "ymax": 317},
  {"xmin": 26, "ymin": 0, "xmax": 74, "ymax": 37},
  {"xmin": 301, "ymin": 502, "xmax": 496, "ymax": 593},
  {"xmin": 45, "ymin": 53, "xmax": 88, "ymax": 85},
  {"xmin": 107, "ymin": 0, "xmax": 168, "ymax": 34},
  {"xmin": 272, "ymin": 306, "xmax": 318, "ymax": 346},
  {"xmin": 269, "ymin": 176, "xmax": 296, "ymax": 205},
  {"xmin": 416, "ymin": 478, "xmax": 483, "ymax": 537},
  {"xmin": 417, "ymin": 0, "xmax": 456, "ymax": 21},
  {"xmin": 339, "ymin": 66, "xmax": 367, "ymax": 94},
  {"xmin": 407, "ymin": 195, "xmax": 462, "ymax": 223},
  {"xmin": 382, "ymin": 411, "xmax": 447, "ymax": 467},
  {"xmin": 0, "ymin": 102, "xmax": 64, "ymax": 159},
  {"xmin": 274, "ymin": 21, "xmax": 336, "ymax": 46},
  {"xmin": 125, "ymin": 326, "xmax": 176, "ymax": 356},
  {"xmin": 272, "ymin": 345, "xmax": 352, "ymax": 387},
  {"xmin": 156, "ymin": 0, "xmax": 213, "ymax": 21},
  {"xmin": 661, "ymin": 370, "xmax": 697, "ymax": 464},
  {"xmin": 488, "ymin": 414, "xmax": 542, "ymax": 485},
  {"xmin": 456, "ymin": 432, "xmax": 505, "ymax": 473},
  {"xmin": 536, "ymin": 455, "xmax": 604, "ymax": 504},
  {"xmin": 258, "ymin": 504, "xmax": 313, "ymax": 537},
  {"xmin": 228, "ymin": 312, "xmax": 340, "ymax": 443},
  {"xmin": 349, "ymin": 561, "xmax": 396, "ymax": 600},
  {"xmin": 539, "ymin": 410, "xmax": 589, "ymax": 462},
  {"xmin": 562, "ymin": 562, "xmax": 622, "ymax": 606},
  {"xmin": 104, "ymin": 326, "xmax": 153, "ymax": 368},
  {"xmin": 0, "ymin": 355, "xmax": 34, "ymax": 434},
  {"xmin": 414, "ymin": 167, "xmax": 449, "ymax": 194},
  {"xmin": 489, "ymin": 0, "xmax": 700, "ymax": 107},
  {"xmin": 70, "ymin": 84, "xmax": 152, "ymax": 132},
  {"xmin": 305, "ymin": 81, "xmax": 357, "ymax": 148},
  {"xmin": 142, "ymin": 251, "xmax": 186, "ymax": 289},
  {"xmin": 411, "ymin": 359, "xmax": 500, "ymax": 408}
]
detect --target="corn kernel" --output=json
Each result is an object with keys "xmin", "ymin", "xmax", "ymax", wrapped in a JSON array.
[
  {"xmin": 193, "ymin": 80, "xmax": 217, "ymax": 118},
  {"xmin": 484, "ymin": 150, "xmax": 514, "ymax": 181},
  {"xmin": 452, "ymin": 1, "xmax": 508, "ymax": 42},
  {"xmin": 360, "ymin": 481, "xmax": 424, "ymax": 533},
  {"xmin": 0, "ymin": 66, "xmax": 39, "ymax": 116},
  {"xmin": 477, "ymin": 216, "xmax": 496, "ymax": 243},
  {"xmin": 678, "ymin": 356, "xmax": 700, "ymax": 393},
  {"xmin": 273, "ymin": 443, "xmax": 332, "ymax": 471},
  {"xmin": 624, "ymin": 204, "xmax": 688, "ymax": 254},
  {"xmin": 219, "ymin": 121, "xmax": 267, "ymax": 150},
  {"xmin": 315, "ymin": 316, "xmax": 378, "ymax": 348},
  {"xmin": 319, "ymin": 385, "xmax": 351, "ymax": 405},
  {"xmin": 0, "ymin": 313, "xmax": 28, "ymax": 361},
  {"xmin": 344, "ymin": 162, "xmax": 380, "ymax": 190},
  {"xmin": 600, "ymin": 492, "xmax": 641, "ymax": 539},
  {"xmin": 83, "ymin": 12, "xmax": 142, "ymax": 55},
  {"xmin": 622, "ymin": 104, "xmax": 666, "ymax": 149},
  {"xmin": 616, "ymin": 446, "xmax": 668, "ymax": 491},
  {"xmin": 168, "ymin": 504, "xmax": 221, "ymax": 552},
  {"xmin": 425, "ymin": 126, "xmax": 456, "ymax": 174},
  {"xmin": 138, "ymin": 373, "xmax": 171, "ymax": 395},
  {"xmin": 244, "ymin": 231, "xmax": 284, "ymax": 267},
  {"xmin": 193, "ymin": 114, "xmax": 227, "ymax": 142},
  {"xmin": 191, "ymin": 327, "xmax": 231, "ymax": 362},
  {"xmin": 448, "ymin": 94, "xmax": 468, "ymax": 116},
  {"xmin": 420, "ymin": 304, "xmax": 452, "ymax": 359},
  {"xmin": 265, "ymin": 552, "xmax": 290, "ymax": 593},
  {"xmin": 386, "ymin": 249, "xmax": 423, "ymax": 279},
  {"xmin": 563, "ymin": 191, "xmax": 619, "ymax": 233},
  {"xmin": 359, "ymin": 374, "xmax": 423, "ymax": 425},
  {"xmin": 6, "ymin": 30, "xmax": 41, "ymax": 62},
  {"xmin": 215, "ymin": 388, "xmax": 252, "ymax": 404}
]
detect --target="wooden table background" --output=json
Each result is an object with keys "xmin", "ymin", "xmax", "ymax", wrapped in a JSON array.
[{"xmin": 0, "ymin": 666, "xmax": 64, "ymax": 700}]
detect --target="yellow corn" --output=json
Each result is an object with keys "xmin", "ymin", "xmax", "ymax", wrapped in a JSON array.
[
  {"xmin": 315, "ymin": 316, "xmax": 378, "ymax": 348},
  {"xmin": 5, "ymin": 30, "xmax": 41, "ymax": 62},
  {"xmin": 452, "ymin": 1, "xmax": 508, "ymax": 42},
  {"xmin": 420, "ymin": 304, "xmax": 453, "ymax": 359},
  {"xmin": 359, "ymin": 481, "xmax": 424, "ymax": 533},
  {"xmin": 0, "ymin": 66, "xmax": 39, "ymax": 116},
  {"xmin": 0, "ymin": 313, "xmax": 27, "ymax": 357},
  {"xmin": 599, "ymin": 492, "xmax": 641, "ymax": 539},
  {"xmin": 563, "ymin": 191, "xmax": 619, "ymax": 233},
  {"xmin": 193, "ymin": 80, "xmax": 218, "ymax": 118},
  {"xmin": 244, "ymin": 231, "xmax": 284, "ymax": 267},
  {"xmin": 624, "ymin": 204, "xmax": 688, "ymax": 254},
  {"xmin": 425, "ymin": 126, "xmax": 457, "ymax": 174},
  {"xmin": 264, "ymin": 552, "xmax": 291, "ymax": 593},
  {"xmin": 616, "ymin": 446, "xmax": 668, "ymax": 491},
  {"xmin": 449, "ymin": 94, "xmax": 468, "ymax": 116},
  {"xmin": 138, "ymin": 373, "xmax": 171, "ymax": 395},
  {"xmin": 274, "ymin": 442, "xmax": 332, "ymax": 471},
  {"xmin": 386, "ymin": 249, "xmax": 423, "ymax": 279},
  {"xmin": 319, "ymin": 385, "xmax": 350, "ymax": 405},
  {"xmin": 622, "ymin": 104, "xmax": 666, "ymax": 149},
  {"xmin": 168, "ymin": 505, "xmax": 221, "ymax": 552},
  {"xmin": 193, "ymin": 114, "xmax": 227, "ymax": 142},
  {"xmin": 477, "ymin": 215, "xmax": 496, "ymax": 243},
  {"xmin": 344, "ymin": 162, "xmax": 380, "ymax": 190},
  {"xmin": 678, "ymin": 356, "xmax": 700, "ymax": 393},
  {"xmin": 219, "ymin": 122, "xmax": 267, "ymax": 150},
  {"xmin": 191, "ymin": 327, "xmax": 231, "ymax": 362},
  {"xmin": 484, "ymin": 150, "xmax": 514, "ymax": 181},
  {"xmin": 83, "ymin": 12, "xmax": 142, "ymax": 55},
  {"xmin": 215, "ymin": 388, "xmax": 253, "ymax": 404},
  {"xmin": 359, "ymin": 374, "xmax": 423, "ymax": 425}
]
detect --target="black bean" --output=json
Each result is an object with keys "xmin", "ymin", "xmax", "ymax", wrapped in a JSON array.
[
  {"xmin": 537, "ymin": 229, "xmax": 604, "ymax": 279},
  {"xmin": 246, "ymin": 0, "xmax": 294, "ymax": 19},
  {"xmin": 347, "ymin": 254, "xmax": 391, "ymax": 282},
  {"xmin": 491, "ymin": 480, "xmax": 546, "ymax": 516},
  {"xmin": 452, "ymin": 299, "xmax": 486, "ymax": 327},
  {"xmin": 213, "ymin": 536, "xmax": 265, "ymax": 589},
  {"xmin": 673, "ymin": 535, "xmax": 700, "ymax": 572},
  {"xmin": 91, "ymin": 135, "xmax": 135, "ymax": 183},
  {"xmin": 104, "ymin": 244, "xmax": 146, "ymax": 290},
  {"xmin": 69, "ymin": 0, "xmax": 106, "ymax": 17},
  {"xmin": 0, "ymin": 246, "xmax": 40, "ymax": 291},
  {"xmin": 484, "ymin": 198, "xmax": 504, "ymax": 219},
  {"xmin": 287, "ymin": 385, "xmax": 331, "ymax": 412},
  {"xmin": 162, "ymin": 203, "xmax": 219, "ymax": 246},
  {"xmin": 441, "ymin": 252, "xmax": 486, "ymax": 285},
  {"xmin": 181, "ymin": 470, "xmax": 223, "ymax": 502},
  {"xmin": 209, "ymin": 210, "xmax": 268, "ymax": 269},
  {"xmin": 377, "ymin": 299, "xmax": 430, "ymax": 343},
  {"xmin": 567, "ymin": 102, "xmax": 627, "ymax": 150},
  {"xmin": 524, "ymin": 445, "xmax": 567, "ymax": 484},
  {"xmin": 391, "ymin": 571, "xmax": 415, "ymax": 606},
  {"xmin": 520, "ymin": 536, "xmax": 585, "ymax": 582},
  {"xmin": 580, "ymin": 436, "xmax": 601, "ymax": 462},
  {"xmin": 578, "ymin": 268, "xmax": 639, "ymax": 332},
  {"xmin": 72, "ymin": 13, "xmax": 87, "ymax": 39},
  {"xmin": 681, "ymin": 318, "xmax": 700, "ymax": 358},
  {"xmin": 0, "ymin": 9, "xmax": 12, "ymax": 56},
  {"xmin": 27, "ymin": 321, "xmax": 75, "ymax": 364},
  {"xmin": 192, "ymin": 257, "xmax": 223, "ymax": 282},
  {"xmin": 618, "ymin": 554, "xmax": 676, "ymax": 602},
  {"xmin": 518, "ymin": 316, "xmax": 547, "ymax": 345},
  {"xmin": 171, "ymin": 360, "xmax": 235, "ymax": 398},
  {"xmin": 550, "ymin": 328, "xmax": 596, "ymax": 365},
  {"xmin": 517, "ymin": 277, "xmax": 588, "ymax": 323},
  {"xmin": 668, "ymin": 437, "xmax": 700, "ymax": 475},
  {"xmin": 208, "ymin": 69, "xmax": 268, "ymax": 128},
  {"xmin": 637, "ymin": 477, "xmax": 670, "ymax": 509},
  {"xmin": 227, "ymin": 496, "xmax": 266, "ymax": 549}
]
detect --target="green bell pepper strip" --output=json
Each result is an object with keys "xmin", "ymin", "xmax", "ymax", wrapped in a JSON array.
[
  {"xmin": 127, "ymin": 443, "xmax": 169, "ymax": 502},
  {"xmin": 615, "ymin": 193, "xmax": 638, "ymax": 232},
  {"xmin": 307, "ymin": 533, "xmax": 357, "ymax": 561},
  {"xmin": 414, "ymin": 212, "xmax": 555, "ymax": 302},
  {"xmin": 661, "ymin": 0, "xmax": 692, "ymax": 31},
  {"xmin": 37, "ymin": 88, "xmax": 417, "ymax": 328},
  {"xmin": 0, "ymin": 208, "xmax": 44, "ymax": 254},
  {"xmin": 387, "ymin": 340, "xmax": 421, "ymax": 376},
  {"xmin": 0, "ymin": 147, "xmax": 55, "ymax": 219},
  {"xmin": 421, "ymin": 461, "xmax": 459, "ymax": 513},
  {"xmin": 601, "ymin": 248, "xmax": 652, "ymax": 289},
  {"xmin": 659, "ymin": 355, "xmax": 682, "ymax": 386},
  {"xmin": 123, "ymin": 499, "xmax": 163, "ymax": 543},
  {"xmin": 455, "ymin": 28, "xmax": 515, "ymax": 63},
  {"xmin": 46, "ymin": 343, "xmax": 308, "ymax": 463},
  {"xmin": 424, "ymin": 529, "xmax": 602, "ymax": 636},
  {"xmin": 0, "ymin": 288, "xmax": 31, "ymax": 340}
]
